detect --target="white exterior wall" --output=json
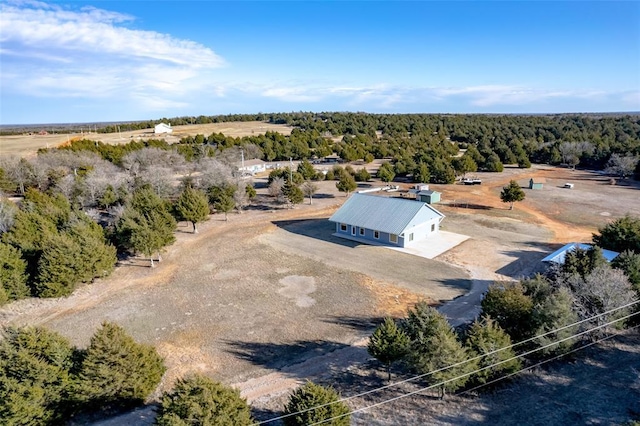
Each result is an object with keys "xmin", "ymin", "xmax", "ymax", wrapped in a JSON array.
[{"xmin": 402, "ymin": 217, "xmax": 440, "ymax": 247}]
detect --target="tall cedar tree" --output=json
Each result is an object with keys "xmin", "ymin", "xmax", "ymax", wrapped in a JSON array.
[
  {"xmin": 74, "ymin": 322, "xmax": 166, "ymax": 411},
  {"xmin": 500, "ymin": 180, "xmax": 525, "ymax": 210},
  {"xmin": 174, "ymin": 186, "xmax": 209, "ymax": 233},
  {"xmin": 367, "ymin": 317, "xmax": 410, "ymax": 381},
  {"xmin": 612, "ymin": 250, "xmax": 640, "ymax": 290},
  {"xmin": 116, "ymin": 186, "xmax": 176, "ymax": 266},
  {"xmin": 533, "ymin": 287, "xmax": 579, "ymax": 355},
  {"xmin": 593, "ymin": 215, "xmax": 640, "ymax": 253},
  {"xmin": 465, "ymin": 317, "xmax": 521, "ymax": 385},
  {"xmin": 283, "ymin": 181, "xmax": 304, "ymax": 207},
  {"xmin": 283, "ymin": 381, "xmax": 350, "ymax": 426},
  {"xmin": 0, "ymin": 242, "xmax": 29, "ymax": 304},
  {"xmin": 401, "ymin": 302, "xmax": 476, "ymax": 398},
  {"xmin": 156, "ymin": 374, "xmax": 253, "ymax": 426},
  {"xmin": 0, "ymin": 327, "xmax": 75, "ymax": 425}
]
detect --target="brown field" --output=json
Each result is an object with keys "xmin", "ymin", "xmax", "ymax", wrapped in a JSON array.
[
  {"xmin": 0, "ymin": 121, "xmax": 293, "ymax": 157},
  {"xmin": 2, "ymin": 164, "xmax": 640, "ymax": 425}
]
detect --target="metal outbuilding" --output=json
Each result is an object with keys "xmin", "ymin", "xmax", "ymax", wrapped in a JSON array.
[{"xmin": 329, "ymin": 193, "xmax": 445, "ymax": 247}]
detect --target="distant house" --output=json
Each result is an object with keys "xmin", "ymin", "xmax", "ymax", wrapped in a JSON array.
[
  {"xmin": 329, "ymin": 193, "xmax": 445, "ymax": 248},
  {"xmin": 238, "ymin": 158, "xmax": 267, "ymax": 175},
  {"xmin": 154, "ymin": 123, "xmax": 172, "ymax": 134},
  {"xmin": 541, "ymin": 242, "xmax": 619, "ymax": 264},
  {"xmin": 529, "ymin": 178, "xmax": 545, "ymax": 189}
]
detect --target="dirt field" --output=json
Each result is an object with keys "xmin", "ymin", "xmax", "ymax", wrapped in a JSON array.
[
  {"xmin": 0, "ymin": 121, "xmax": 293, "ymax": 157},
  {"xmin": 2, "ymin": 164, "xmax": 640, "ymax": 425}
]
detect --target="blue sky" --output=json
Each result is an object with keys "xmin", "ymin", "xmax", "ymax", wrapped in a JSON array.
[{"xmin": 1, "ymin": 0, "xmax": 639, "ymax": 124}]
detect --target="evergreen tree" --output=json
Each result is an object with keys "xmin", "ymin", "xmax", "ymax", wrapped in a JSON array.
[
  {"xmin": 99, "ymin": 184, "xmax": 118, "ymax": 208},
  {"xmin": 74, "ymin": 322, "xmax": 166, "ymax": 411},
  {"xmin": 500, "ymin": 180, "xmax": 525, "ymax": 210},
  {"xmin": 283, "ymin": 181, "xmax": 304, "ymax": 207},
  {"xmin": 401, "ymin": 302, "xmax": 475, "ymax": 398},
  {"xmin": 412, "ymin": 162, "xmax": 430, "ymax": 183},
  {"xmin": 283, "ymin": 381, "xmax": 350, "ymax": 426},
  {"xmin": 593, "ymin": 215, "xmax": 640, "ymax": 253},
  {"xmin": 35, "ymin": 233, "xmax": 83, "ymax": 297},
  {"xmin": 377, "ymin": 162, "xmax": 395, "ymax": 182},
  {"xmin": 156, "ymin": 374, "xmax": 253, "ymax": 426},
  {"xmin": 481, "ymin": 282, "xmax": 535, "ymax": 342},
  {"xmin": 336, "ymin": 172, "xmax": 357, "ymax": 196},
  {"xmin": 174, "ymin": 187, "xmax": 209, "ymax": 233},
  {"xmin": 367, "ymin": 317, "xmax": 410, "ymax": 380},
  {"xmin": 354, "ymin": 167, "xmax": 371, "ymax": 182},
  {"xmin": 533, "ymin": 287, "xmax": 579, "ymax": 355},
  {"xmin": 561, "ymin": 246, "xmax": 607, "ymax": 278},
  {"xmin": 465, "ymin": 317, "xmax": 521, "ymax": 384},
  {"xmin": 116, "ymin": 186, "xmax": 176, "ymax": 266},
  {"xmin": 297, "ymin": 159, "xmax": 316, "ymax": 180},
  {"xmin": 0, "ymin": 327, "xmax": 75, "ymax": 425},
  {"xmin": 214, "ymin": 193, "xmax": 235, "ymax": 221},
  {"xmin": 0, "ymin": 242, "xmax": 29, "ymax": 303}
]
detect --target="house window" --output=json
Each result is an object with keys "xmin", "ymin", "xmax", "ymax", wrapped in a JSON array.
[
  {"xmin": 389, "ymin": 234, "xmax": 398, "ymax": 243},
  {"xmin": 359, "ymin": 227, "xmax": 365, "ymax": 236},
  {"xmin": 374, "ymin": 230, "xmax": 380, "ymax": 239},
  {"xmin": 340, "ymin": 223, "xmax": 347, "ymax": 232},
  {"xmin": 351, "ymin": 226, "xmax": 356, "ymax": 236},
  {"xmin": 431, "ymin": 224, "xmax": 435, "ymax": 232},
  {"xmin": 409, "ymin": 233, "xmax": 414, "ymax": 242}
]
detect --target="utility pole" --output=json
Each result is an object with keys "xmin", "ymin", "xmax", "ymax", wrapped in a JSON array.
[{"xmin": 289, "ymin": 157, "xmax": 293, "ymax": 182}]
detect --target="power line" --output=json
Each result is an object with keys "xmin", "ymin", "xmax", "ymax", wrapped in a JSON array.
[
  {"xmin": 255, "ymin": 299, "xmax": 639, "ymax": 425},
  {"xmin": 307, "ymin": 310, "xmax": 640, "ymax": 426},
  {"xmin": 458, "ymin": 322, "xmax": 640, "ymax": 397}
]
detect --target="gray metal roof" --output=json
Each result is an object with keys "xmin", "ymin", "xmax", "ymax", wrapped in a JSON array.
[{"xmin": 329, "ymin": 193, "xmax": 444, "ymax": 236}]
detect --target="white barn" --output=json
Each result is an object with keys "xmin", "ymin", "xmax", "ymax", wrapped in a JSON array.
[{"xmin": 154, "ymin": 123, "xmax": 173, "ymax": 134}]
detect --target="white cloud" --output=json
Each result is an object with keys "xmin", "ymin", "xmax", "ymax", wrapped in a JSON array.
[{"xmin": 0, "ymin": 0, "xmax": 226, "ymax": 113}]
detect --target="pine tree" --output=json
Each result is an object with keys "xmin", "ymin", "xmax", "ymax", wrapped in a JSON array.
[
  {"xmin": 174, "ymin": 187, "xmax": 209, "ymax": 233},
  {"xmin": 500, "ymin": 180, "xmax": 525, "ymax": 210},
  {"xmin": 156, "ymin": 374, "xmax": 253, "ymax": 426},
  {"xmin": 74, "ymin": 322, "xmax": 166, "ymax": 411},
  {"xmin": 533, "ymin": 287, "xmax": 579, "ymax": 355},
  {"xmin": 466, "ymin": 317, "xmax": 521, "ymax": 384},
  {"xmin": 283, "ymin": 381, "xmax": 350, "ymax": 426},
  {"xmin": 367, "ymin": 317, "xmax": 410, "ymax": 380},
  {"xmin": 35, "ymin": 233, "xmax": 82, "ymax": 297}
]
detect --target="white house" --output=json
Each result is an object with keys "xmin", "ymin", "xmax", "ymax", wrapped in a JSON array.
[
  {"xmin": 238, "ymin": 159, "xmax": 267, "ymax": 175},
  {"xmin": 154, "ymin": 123, "xmax": 172, "ymax": 134},
  {"xmin": 329, "ymin": 193, "xmax": 445, "ymax": 248}
]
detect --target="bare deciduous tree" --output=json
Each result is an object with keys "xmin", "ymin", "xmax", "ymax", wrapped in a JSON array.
[
  {"xmin": 605, "ymin": 154, "xmax": 638, "ymax": 179},
  {"xmin": 268, "ymin": 177, "xmax": 285, "ymax": 205},
  {"xmin": 564, "ymin": 265, "xmax": 636, "ymax": 336},
  {"xmin": 301, "ymin": 181, "xmax": 318, "ymax": 205},
  {"xmin": 0, "ymin": 197, "xmax": 17, "ymax": 234}
]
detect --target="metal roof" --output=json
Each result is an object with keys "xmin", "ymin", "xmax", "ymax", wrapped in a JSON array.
[
  {"xmin": 329, "ymin": 193, "xmax": 444, "ymax": 236},
  {"xmin": 541, "ymin": 242, "xmax": 619, "ymax": 263}
]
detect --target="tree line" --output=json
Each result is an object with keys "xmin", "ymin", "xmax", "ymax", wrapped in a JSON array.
[
  {"xmin": 367, "ymin": 217, "xmax": 640, "ymax": 398},
  {"xmin": 1, "ymin": 321, "xmax": 350, "ymax": 426}
]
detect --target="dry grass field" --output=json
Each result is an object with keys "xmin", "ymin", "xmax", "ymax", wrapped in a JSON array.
[
  {"xmin": 0, "ymin": 121, "xmax": 293, "ymax": 157},
  {"xmin": 2, "ymin": 164, "xmax": 640, "ymax": 425}
]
